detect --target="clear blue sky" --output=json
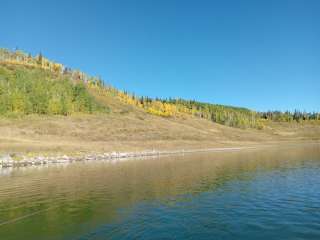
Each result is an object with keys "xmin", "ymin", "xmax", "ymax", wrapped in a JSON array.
[{"xmin": 1, "ymin": 0, "xmax": 319, "ymax": 111}]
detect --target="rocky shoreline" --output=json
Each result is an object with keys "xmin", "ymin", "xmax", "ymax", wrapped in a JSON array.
[{"xmin": 0, "ymin": 147, "xmax": 251, "ymax": 168}]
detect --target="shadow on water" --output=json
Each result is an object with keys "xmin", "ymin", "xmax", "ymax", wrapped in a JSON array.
[{"xmin": 0, "ymin": 143, "xmax": 319, "ymax": 240}]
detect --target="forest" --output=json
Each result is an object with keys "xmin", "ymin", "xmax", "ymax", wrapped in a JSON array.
[
  {"xmin": 0, "ymin": 48, "xmax": 319, "ymax": 128},
  {"xmin": 0, "ymin": 65, "xmax": 107, "ymax": 116}
]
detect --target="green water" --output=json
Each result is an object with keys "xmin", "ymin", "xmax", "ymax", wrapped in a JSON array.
[{"xmin": 0, "ymin": 144, "xmax": 320, "ymax": 239}]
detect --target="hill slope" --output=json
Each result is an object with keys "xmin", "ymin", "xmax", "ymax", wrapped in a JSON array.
[
  {"xmin": 1, "ymin": 109, "xmax": 320, "ymax": 155},
  {"xmin": 0, "ymin": 48, "xmax": 267, "ymax": 128},
  {"xmin": 0, "ymin": 49, "xmax": 319, "ymax": 155}
]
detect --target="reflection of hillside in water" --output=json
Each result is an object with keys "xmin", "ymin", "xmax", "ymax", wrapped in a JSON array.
[{"xmin": 0, "ymin": 144, "xmax": 319, "ymax": 240}]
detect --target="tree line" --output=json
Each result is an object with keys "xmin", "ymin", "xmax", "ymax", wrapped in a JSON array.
[
  {"xmin": 0, "ymin": 48, "xmax": 104, "ymax": 86},
  {"xmin": 114, "ymin": 92, "xmax": 264, "ymax": 128},
  {"xmin": 0, "ymin": 48, "xmax": 319, "ymax": 128},
  {"xmin": 260, "ymin": 111, "xmax": 320, "ymax": 122}
]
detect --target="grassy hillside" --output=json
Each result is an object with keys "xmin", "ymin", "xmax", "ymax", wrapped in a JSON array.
[
  {"xmin": 0, "ymin": 48, "xmax": 263, "ymax": 128},
  {"xmin": 0, "ymin": 48, "xmax": 319, "ymax": 155},
  {"xmin": 1, "ymin": 112, "xmax": 319, "ymax": 155},
  {"xmin": 0, "ymin": 48, "xmax": 319, "ymax": 130}
]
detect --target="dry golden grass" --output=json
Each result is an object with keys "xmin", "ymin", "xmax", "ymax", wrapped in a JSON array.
[{"xmin": 1, "ymin": 108, "xmax": 319, "ymax": 156}]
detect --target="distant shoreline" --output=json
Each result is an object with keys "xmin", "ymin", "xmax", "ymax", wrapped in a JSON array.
[{"xmin": 1, "ymin": 141, "xmax": 319, "ymax": 168}]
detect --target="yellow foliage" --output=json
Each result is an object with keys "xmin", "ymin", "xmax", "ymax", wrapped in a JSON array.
[{"xmin": 52, "ymin": 63, "xmax": 62, "ymax": 73}]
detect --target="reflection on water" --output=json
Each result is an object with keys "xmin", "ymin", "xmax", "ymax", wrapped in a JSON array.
[{"xmin": 0, "ymin": 144, "xmax": 320, "ymax": 240}]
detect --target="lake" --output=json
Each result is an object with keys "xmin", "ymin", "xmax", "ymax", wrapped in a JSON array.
[{"xmin": 0, "ymin": 143, "xmax": 320, "ymax": 240}]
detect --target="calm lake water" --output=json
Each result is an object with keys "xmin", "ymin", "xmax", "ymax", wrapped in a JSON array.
[{"xmin": 0, "ymin": 144, "xmax": 320, "ymax": 240}]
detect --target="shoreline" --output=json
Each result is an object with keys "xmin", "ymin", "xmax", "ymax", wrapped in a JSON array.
[
  {"xmin": 1, "ymin": 141, "xmax": 319, "ymax": 168},
  {"xmin": 0, "ymin": 147, "xmax": 254, "ymax": 168}
]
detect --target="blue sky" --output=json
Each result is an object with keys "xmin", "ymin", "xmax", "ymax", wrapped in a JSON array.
[{"xmin": 1, "ymin": 0, "xmax": 319, "ymax": 111}]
